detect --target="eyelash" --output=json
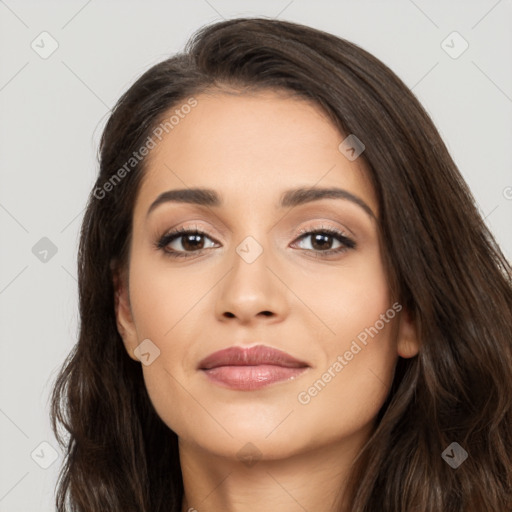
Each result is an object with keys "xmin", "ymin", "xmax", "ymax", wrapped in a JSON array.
[{"xmin": 155, "ymin": 225, "xmax": 356, "ymax": 259}]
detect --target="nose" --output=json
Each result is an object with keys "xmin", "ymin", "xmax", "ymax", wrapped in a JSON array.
[{"xmin": 214, "ymin": 240, "xmax": 289, "ymax": 326}]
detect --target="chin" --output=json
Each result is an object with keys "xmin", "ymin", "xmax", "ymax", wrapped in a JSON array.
[{"xmin": 176, "ymin": 421, "xmax": 306, "ymax": 461}]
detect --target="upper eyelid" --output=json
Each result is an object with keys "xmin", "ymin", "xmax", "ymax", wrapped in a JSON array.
[
  {"xmin": 160, "ymin": 224, "xmax": 354, "ymax": 246},
  {"xmin": 161, "ymin": 223, "xmax": 349, "ymax": 236}
]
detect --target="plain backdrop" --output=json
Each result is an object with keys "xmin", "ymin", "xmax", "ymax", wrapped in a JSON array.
[{"xmin": 0, "ymin": 1, "xmax": 511, "ymax": 510}]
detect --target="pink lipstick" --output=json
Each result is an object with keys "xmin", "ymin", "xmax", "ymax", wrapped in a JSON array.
[{"xmin": 198, "ymin": 345, "xmax": 309, "ymax": 390}]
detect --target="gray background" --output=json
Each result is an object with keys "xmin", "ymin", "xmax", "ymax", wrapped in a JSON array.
[{"xmin": 1, "ymin": 1, "xmax": 511, "ymax": 510}]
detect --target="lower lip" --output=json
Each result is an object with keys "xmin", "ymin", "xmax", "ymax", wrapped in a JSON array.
[{"xmin": 201, "ymin": 365, "xmax": 308, "ymax": 390}]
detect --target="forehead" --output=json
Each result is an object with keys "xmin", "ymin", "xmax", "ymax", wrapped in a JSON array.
[{"xmin": 134, "ymin": 89, "xmax": 376, "ymax": 217}]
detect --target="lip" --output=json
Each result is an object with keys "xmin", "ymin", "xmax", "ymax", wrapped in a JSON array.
[{"xmin": 198, "ymin": 345, "xmax": 310, "ymax": 391}]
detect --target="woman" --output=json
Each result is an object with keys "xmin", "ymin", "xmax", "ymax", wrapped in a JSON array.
[{"xmin": 50, "ymin": 17, "xmax": 512, "ymax": 512}]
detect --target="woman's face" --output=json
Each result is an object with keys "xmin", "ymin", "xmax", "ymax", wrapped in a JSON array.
[{"xmin": 115, "ymin": 89, "xmax": 418, "ymax": 462}]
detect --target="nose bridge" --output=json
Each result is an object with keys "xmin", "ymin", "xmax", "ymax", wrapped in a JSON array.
[
  {"xmin": 231, "ymin": 231, "xmax": 274, "ymax": 301},
  {"xmin": 229, "ymin": 202, "xmax": 274, "ymax": 274},
  {"xmin": 214, "ymin": 226, "xmax": 288, "ymax": 323}
]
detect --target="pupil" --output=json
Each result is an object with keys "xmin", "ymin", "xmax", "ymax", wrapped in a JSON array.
[
  {"xmin": 183, "ymin": 234, "xmax": 203, "ymax": 250},
  {"xmin": 312, "ymin": 233, "xmax": 332, "ymax": 251}
]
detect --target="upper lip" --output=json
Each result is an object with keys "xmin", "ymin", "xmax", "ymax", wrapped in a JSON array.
[{"xmin": 198, "ymin": 345, "xmax": 309, "ymax": 370}]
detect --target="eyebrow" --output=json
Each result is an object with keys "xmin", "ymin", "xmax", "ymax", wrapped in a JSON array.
[{"xmin": 146, "ymin": 187, "xmax": 376, "ymax": 219}]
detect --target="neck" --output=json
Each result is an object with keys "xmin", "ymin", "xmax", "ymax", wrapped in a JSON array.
[{"xmin": 178, "ymin": 426, "xmax": 372, "ymax": 512}]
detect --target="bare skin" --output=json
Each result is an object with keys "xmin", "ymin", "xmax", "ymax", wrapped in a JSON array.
[{"xmin": 114, "ymin": 88, "xmax": 419, "ymax": 512}]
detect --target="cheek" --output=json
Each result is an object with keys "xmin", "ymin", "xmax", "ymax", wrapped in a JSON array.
[
  {"xmin": 291, "ymin": 245, "xmax": 392, "ymax": 347},
  {"xmin": 291, "ymin": 250, "xmax": 397, "ymax": 430},
  {"xmin": 293, "ymin": 310, "xmax": 398, "ymax": 452},
  {"xmin": 127, "ymin": 254, "xmax": 217, "ymax": 435},
  {"xmin": 128, "ymin": 253, "xmax": 209, "ymax": 340}
]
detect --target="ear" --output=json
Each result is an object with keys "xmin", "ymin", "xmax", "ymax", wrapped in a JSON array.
[
  {"xmin": 396, "ymin": 306, "xmax": 420, "ymax": 358},
  {"xmin": 112, "ymin": 263, "xmax": 139, "ymax": 362}
]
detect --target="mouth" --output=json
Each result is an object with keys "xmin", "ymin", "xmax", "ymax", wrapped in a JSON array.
[{"xmin": 198, "ymin": 344, "xmax": 310, "ymax": 391}]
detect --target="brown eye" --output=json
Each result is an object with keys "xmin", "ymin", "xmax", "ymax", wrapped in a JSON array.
[
  {"xmin": 157, "ymin": 228, "xmax": 218, "ymax": 257},
  {"xmin": 293, "ymin": 228, "xmax": 355, "ymax": 255}
]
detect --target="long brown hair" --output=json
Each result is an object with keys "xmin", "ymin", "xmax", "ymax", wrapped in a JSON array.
[{"xmin": 50, "ymin": 17, "xmax": 512, "ymax": 511}]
